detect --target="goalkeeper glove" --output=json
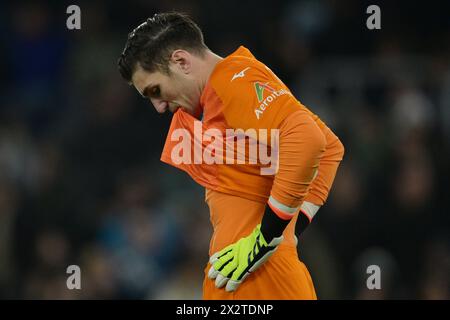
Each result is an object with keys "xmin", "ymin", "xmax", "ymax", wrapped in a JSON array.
[{"xmin": 207, "ymin": 204, "xmax": 290, "ymax": 292}]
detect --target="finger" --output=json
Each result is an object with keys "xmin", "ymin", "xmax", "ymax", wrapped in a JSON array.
[
  {"xmin": 209, "ymin": 252, "xmax": 220, "ymax": 265},
  {"xmin": 225, "ymin": 272, "xmax": 249, "ymax": 292},
  {"xmin": 225, "ymin": 279, "xmax": 241, "ymax": 292},
  {"xmin": 209, "ymin": 245, "xmax": 234, "ymax": 264},
  {"xmin": 219, "ymin": 256, "xmax": 238, "ymax": 279},
  {"xmin": 208, "ymin": 265, "xmax": 219, "ymax": 279},
  {"xmin": 215, "ymin": 273, "xmax": 229, "ymax": 288},
  {"xmin": 212, "ymin": 250, "xmax": 234, "ymax": 272}
]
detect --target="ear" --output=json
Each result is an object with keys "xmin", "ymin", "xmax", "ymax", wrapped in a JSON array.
[{"xmin": 170, "ymin": 50, "xmax": 192, "ymax": 74}]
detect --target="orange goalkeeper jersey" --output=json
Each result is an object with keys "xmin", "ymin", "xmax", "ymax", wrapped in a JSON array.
[{"xmin": 161, "ymin": 45, "xmax": 343, "ymax": 203}]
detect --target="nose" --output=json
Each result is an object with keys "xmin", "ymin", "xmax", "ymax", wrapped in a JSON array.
[{"xmin": 151, "ymin": 98, "xmax": 168, "ymax": 113}]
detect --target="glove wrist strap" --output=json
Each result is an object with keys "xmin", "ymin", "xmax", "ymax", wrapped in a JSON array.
[{"xmin": 260, "ymin": 205, "xmax": 291, "ymax": 243}]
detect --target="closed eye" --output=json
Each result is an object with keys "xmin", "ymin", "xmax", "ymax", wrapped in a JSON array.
[
  {"xmin": 150, "ymin": 86, "xmax": 161, "ymax": 98},
  {"xmin": 143, "ymin": 85, "xmax": 161, "ymax": 99}
]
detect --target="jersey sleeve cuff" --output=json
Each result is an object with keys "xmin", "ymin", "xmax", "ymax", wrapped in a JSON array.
[{"xmin": 267, "ymin": 195, "xmax": 298, "ymax": 220}]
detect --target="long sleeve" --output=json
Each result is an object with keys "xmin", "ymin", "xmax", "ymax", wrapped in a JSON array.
[
  {"xmin": 268, "ymin": 110, "xmax": 344, "ymax": 221},
  {"xmin": 268, "ymin": 109, "xmax": 327, "ymax": 219},
  {"xmin": 303, "ymin": 120, "xmax": 345, "ymax": 206}
]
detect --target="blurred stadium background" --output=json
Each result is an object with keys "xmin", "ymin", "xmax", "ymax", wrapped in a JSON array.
[{"xmin": 0, "ymin": 0, "xmax": 449, "ymax": 299}]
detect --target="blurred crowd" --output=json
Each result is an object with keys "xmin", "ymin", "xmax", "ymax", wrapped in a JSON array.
[{"xmin": 0, "ymin": 0, "xmax": 449, "ymax": 299}]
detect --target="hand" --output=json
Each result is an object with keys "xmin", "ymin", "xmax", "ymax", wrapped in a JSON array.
[{"xmin": 207, "ymin": 224, "xmax": 283, "ymax": 292}]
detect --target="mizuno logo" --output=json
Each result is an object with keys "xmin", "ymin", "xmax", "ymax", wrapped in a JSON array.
[{"xmin": 231, "ymin": 67, "xmax": 250, "ymax": 81}]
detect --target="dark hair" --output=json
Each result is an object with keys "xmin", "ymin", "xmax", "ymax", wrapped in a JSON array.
[{"xmin": 117, "ymin": 12, "xmax": 208, "ymax": 82}]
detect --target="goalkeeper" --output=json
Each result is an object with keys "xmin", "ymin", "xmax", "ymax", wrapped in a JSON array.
[{"xmin": 118, "ymin": 12, "xmax": 344, "ymax": 299}]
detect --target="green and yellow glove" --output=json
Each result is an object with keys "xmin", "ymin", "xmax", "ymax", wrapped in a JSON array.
[
  {"xmin": 207, "ymin": 203, "xmax": 293, "ymax": 292},
  {"xmin": 207, "ymin": 224, "xmax": 283, "ymax": 292}
]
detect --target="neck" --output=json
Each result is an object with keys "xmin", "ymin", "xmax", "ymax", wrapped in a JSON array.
[{"xmin": 198, "ymin": 50, "xmax": 223, "ymax": 92}]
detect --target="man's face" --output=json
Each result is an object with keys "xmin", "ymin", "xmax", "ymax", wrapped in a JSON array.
[{"xmin": 131, "ymin": 52, "xmax": 201, "ymax": 116}]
